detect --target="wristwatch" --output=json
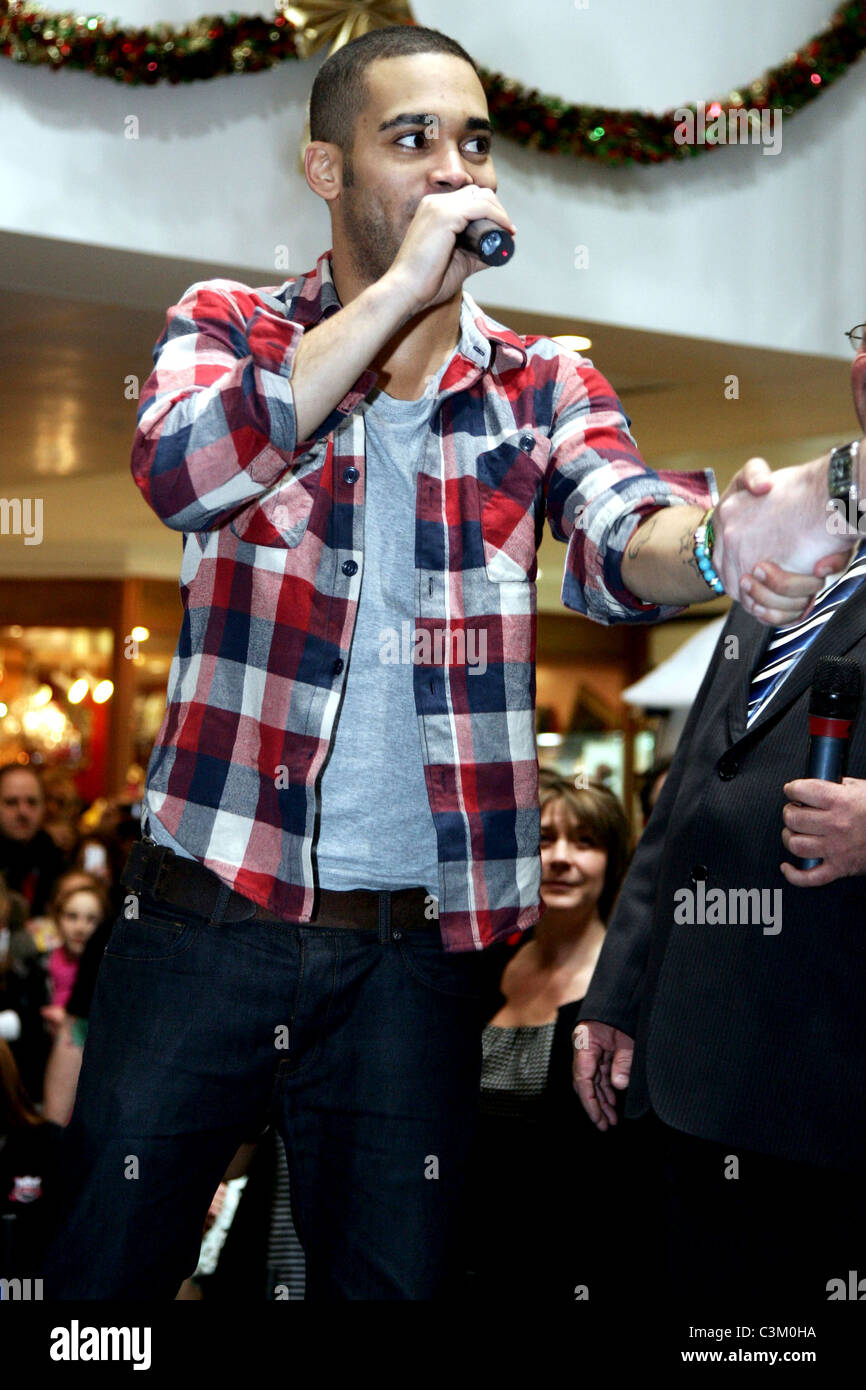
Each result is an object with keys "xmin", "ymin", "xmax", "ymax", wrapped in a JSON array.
[{"xmin": 827, "ymin": 440, "xmax": 860, "ymax": 526}]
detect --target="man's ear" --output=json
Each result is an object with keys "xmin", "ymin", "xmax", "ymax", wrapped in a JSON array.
[{"xmin": 305, "ymin": 141, "xmax": 343, "ymax": 201}]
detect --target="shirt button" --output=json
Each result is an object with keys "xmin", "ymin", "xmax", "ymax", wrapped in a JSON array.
[
  {"xmin": 391, "ymin": 928, "xmax": 403, "ymax": 941},
  {"xmin": 342, "ymin": 559, "xmax": 358, "ymax": 576},
  {"xmin": 690, "ymin": 865, "xmax": 708, "ymax": 884},
  {"xmin": 519, "ymin": 433, "xmax": 534, "ymax": 452},
  {"xmin": 342, "ymin": 467, "xmax": 359, "ymax": 484},
  {"xmin": 717, "ymin": 755, "xmax": 738, "ymax": 780},
  {"xmin": 332, "ymin": 658, "xmax": 344, "ymax": 674}
]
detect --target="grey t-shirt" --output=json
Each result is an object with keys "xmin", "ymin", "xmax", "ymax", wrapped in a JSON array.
[
  {"xmin": 147, "ymin": 356, "xmax": 451, "ymax": 901},
  {"xmin": 315, "ymin": 362, "xmax": 452, "ymax": 897}
]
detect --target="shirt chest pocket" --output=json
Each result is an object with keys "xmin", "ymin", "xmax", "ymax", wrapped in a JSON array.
[
  {"xmin": 476, "ymin": 429, "xmax": 550, "ymax": 582},
  {"xmin": 229, "ymin": 440, "xmax": 330, "ymax": 548}
]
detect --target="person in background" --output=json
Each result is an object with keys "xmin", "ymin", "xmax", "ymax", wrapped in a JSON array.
[
  {"xmin": 0, "ymin": 875, "xmax": 50, "ymax": 1105},
  {"xmin": 574, "ymin": 332, "xmax": 866, "ymax": 1307},
  {"xmin": 41, "ymin": 890, "xmax": 115, "ymax": 1126},
  {"xmin": 0, "ymin": 876, "xmax": 30, "ymax": 939},
  {"xmin": 95, "ymin": 796, "xmax": 143, "ymax": 848},
  {"xmin": 0, "ymin": 765, "xmax": 68, "ymax": 920},
  {"xmin": 25, "ymin": 869, "xmax": 96, "ymax": 958},
  {"xmin": 0, "ymin": 1037, "xmax": 62, "ymax": 1279},
  {"xmin": 71, "ymin": 832, "xmax": 125, "ymax": 908},
  {"xmin": 28, "ymin": 872, "xmax": 112, "ymax": 1119},
  {"xmin": 41, "ymin": 877, "xmax": 111, "ymax": 1041},
  {"xmin": 637, "ymin": 756, "xmax": 672, "ymax": 832},
  {"xmin": 463, "ymin": 770, "xmax": 640, "ymax": 1299},
  {"xmin": 40, "ymin": 814, "xmax": 138, "ymax": 1126},
  {"xmin": 40, "ymin": 770, "xmax": 83, "ymax": 858}
]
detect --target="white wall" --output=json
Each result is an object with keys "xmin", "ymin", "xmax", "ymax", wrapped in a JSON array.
[{"xmin": 1, "ymin": 0, "xmax": 864, "ymax": 352}]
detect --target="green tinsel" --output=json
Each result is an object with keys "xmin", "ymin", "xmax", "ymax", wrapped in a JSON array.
[{"xmin": 1, "ymin": 0, "xmax": 864, "ymax": 166}]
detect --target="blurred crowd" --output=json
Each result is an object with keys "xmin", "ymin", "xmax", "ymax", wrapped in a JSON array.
[
  {"xmin": 0, "ymin": 762, "xmax": 139, "ymax": 1280},
  {"xmin": 1, "ymin": 756, "xmax": 669, "ymax": 1299}
]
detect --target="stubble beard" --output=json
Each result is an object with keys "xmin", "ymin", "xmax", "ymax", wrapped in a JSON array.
[{"xmin": 340, "ymin": 179, "xmax": 415, "ymax": 289}]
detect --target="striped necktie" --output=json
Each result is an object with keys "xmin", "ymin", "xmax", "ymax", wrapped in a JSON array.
[{"xmin": 746, "ymin": 539, "xmax": 866, "ymax": 728}]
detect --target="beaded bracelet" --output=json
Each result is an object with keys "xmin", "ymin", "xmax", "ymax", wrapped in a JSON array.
[{"xmin": 693, "ymin": 507, "xmax": 725, "ymax": 595}]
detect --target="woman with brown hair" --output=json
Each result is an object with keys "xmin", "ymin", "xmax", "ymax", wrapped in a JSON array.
[{"xmin": 463, "ymin": 769, "xmax": 643, "ymax": 1300}]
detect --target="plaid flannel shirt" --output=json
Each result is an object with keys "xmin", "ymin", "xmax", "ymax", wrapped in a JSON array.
[{"xmin": 131, "ymin": 249, "xmax": 715, "ymax": 952}]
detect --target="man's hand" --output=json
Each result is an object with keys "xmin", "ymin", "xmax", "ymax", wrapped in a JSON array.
[
  {"xmin": 287, "ymin": 186, "xmax": 516, "ymax": 447},
  {"xmin": 572, "ymin": 1019, "xmax": 634, "ymax": 1131},
  {"xmin": 713, "ymin": 456, "xmax": 858, "ymax": 622},
  {"xmin": 781, "ymin": 777, "xmax": 866, "ymax": 884},
  {"xmin": 387, "ymin": 185, "xmax": 517, "ymax": 315}
]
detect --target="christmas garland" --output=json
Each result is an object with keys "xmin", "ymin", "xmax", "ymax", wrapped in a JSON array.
[
  {"xmin": 0, "ymin": 6, "xmax": 301, "ymax": 81},
  {"xmin": 1, "ymin": 0, "xmax": 865, "ymax": 165}
]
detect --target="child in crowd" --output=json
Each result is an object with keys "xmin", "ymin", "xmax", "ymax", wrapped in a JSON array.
[{"xmin": 40, "ymin": 876, "xmax": 110, "ymax": 1038}]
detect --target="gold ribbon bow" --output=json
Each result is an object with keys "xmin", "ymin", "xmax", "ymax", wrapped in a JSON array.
[{"xmin": 282, "ymin": 1, "xmax": 416, "ymax": 60}]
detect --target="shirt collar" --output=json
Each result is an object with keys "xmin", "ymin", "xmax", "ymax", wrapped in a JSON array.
[
  {"xmin": 458, "ymin": 290, "xmax": 528, "ymax": 374},
  {"xmin": 283, "ymin": 249, "xmax": 528, "ymax": 377}
]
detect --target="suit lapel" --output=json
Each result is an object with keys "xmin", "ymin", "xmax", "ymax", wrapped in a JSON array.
[{"xmin": 724, "ymin": 605, "xmax": 773, "ymax": 744}]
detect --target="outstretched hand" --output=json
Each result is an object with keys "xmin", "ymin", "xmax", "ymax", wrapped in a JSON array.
[{"xmin": 712, "ymin": 457, "xmax": 854, "ymax": 626}]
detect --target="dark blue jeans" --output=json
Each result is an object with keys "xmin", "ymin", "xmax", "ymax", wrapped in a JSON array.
[{"xmin": 40, "ymin": 884, "xmax": 487, "ymax": 1299}]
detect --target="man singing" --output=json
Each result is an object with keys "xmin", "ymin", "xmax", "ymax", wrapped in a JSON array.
[{"xmin": 42, "ymin": 24, "xmax": 858, "ymax": 1300}]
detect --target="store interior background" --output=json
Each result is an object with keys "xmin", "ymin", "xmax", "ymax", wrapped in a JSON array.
[{"xmin": 1, "ymin": 0, "xmax": 863, "ymax": 830}]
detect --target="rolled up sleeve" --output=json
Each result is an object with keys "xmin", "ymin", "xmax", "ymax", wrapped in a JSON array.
[
  {"xmin": 131, "ymin": 279, "xmax": 376, "ymax": 532},
  {"xmin": 545, "ymin": 356, "xmax": 717, "ymax": 625}
]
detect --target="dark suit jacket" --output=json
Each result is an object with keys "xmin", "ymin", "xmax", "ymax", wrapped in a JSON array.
[{"xmin": 580, "ymin": 587, "xmax": 866, "ymax": 1172}]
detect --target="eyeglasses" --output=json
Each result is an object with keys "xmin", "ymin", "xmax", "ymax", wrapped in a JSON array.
[{"xmin": 846, "ymin": 324, "xmax": 866, "ymax": 351}]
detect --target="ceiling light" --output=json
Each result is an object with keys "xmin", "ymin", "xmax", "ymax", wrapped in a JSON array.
[{"xmin": 551, "ymin": 334, "xmax": 592, "ymax": 353}]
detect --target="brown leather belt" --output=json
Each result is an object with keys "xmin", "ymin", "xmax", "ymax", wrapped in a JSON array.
[{"xmin": 122, "ymin": 839, "xmax": 434, "ymax": 930}]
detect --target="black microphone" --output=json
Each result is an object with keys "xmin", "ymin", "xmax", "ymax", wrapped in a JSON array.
[
  {"xmin": 795, "ymin": 655, "xmax": 862, "ymax": 869},
  {"xmin": 456, "ymin": 219, "xmax": 515, "ymax": 266}
]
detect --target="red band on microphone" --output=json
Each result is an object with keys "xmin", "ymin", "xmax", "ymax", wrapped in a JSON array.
[{"xmin": 809, "ymin": 715, "xmax": 853, "ymax": 738}]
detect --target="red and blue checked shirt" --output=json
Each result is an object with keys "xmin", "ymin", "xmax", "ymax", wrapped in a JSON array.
[{"xmin": 131, "ymin": 249, "xmax": 715, "ymax": 952}]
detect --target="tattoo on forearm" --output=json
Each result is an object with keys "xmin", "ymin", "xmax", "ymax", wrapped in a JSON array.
[
  {"xmin": 626, "ymin": 515, "xmax": 657, "ymax": 560},
  {"xmin": 679, "ymin": 522, "xmax": 700, "ymax": 577}
]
